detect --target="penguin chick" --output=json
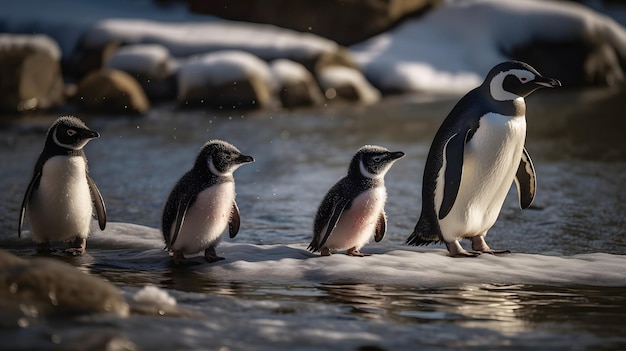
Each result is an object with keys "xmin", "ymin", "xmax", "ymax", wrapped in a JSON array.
[
  {"xmin": 18, "ymin": 116, "xmax": 106, "ymax": 255},
  {"xmin": 162, "ymin": 140, "xmax": 254, "ymax": 265},
  {"xmin": 309, "ymin": 145, "xmax": 405, "ymax": 256},
  {"xmin": 406, "ymin": 61, "xmax": 561, "ymax": 257}
]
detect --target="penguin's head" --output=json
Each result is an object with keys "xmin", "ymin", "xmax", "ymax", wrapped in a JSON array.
[
  {"xmin": 196, "ymin": 140, "xmax": 254, "ymax": 177},
  {"xmin": 349, "ymin": 145, "xmax": 405, "ymax": 180},
  {"xmin": 485, "ymin": 61, "xmax": 561, "ymax": 101},
  {"xmin": 48, "ymin": 116, "xmax": 100, "ymax": 150}
]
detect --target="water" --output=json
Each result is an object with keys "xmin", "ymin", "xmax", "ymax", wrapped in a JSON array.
[{"xmin": 0, "ymin": 87, "xmax": 625, "ymax": 350}]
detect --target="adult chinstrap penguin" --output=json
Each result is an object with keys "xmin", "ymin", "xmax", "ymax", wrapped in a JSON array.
[
  {"xmin": 18, "ymin": 116, "xmax": 106, "ymax": 255},
  {"xmin": 406, "ymin": 61, "xmax": 561, "ymax": 257},
  {"xmin": 309, "ymin": 145, "xmax": 405, "ymax": 256},
  {"xmin": 162, "ymin": 140, "xmax": 254, "ymax": 265}
]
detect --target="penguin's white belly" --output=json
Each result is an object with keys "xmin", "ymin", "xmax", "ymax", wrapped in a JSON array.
[
  {"xmin": 437, "ymin": 113, "xmax": 526, "ymax": 242},
  {"xmin": 28, "ymin": 156, "xmax": 93, "ymax": 242},
  {"xmin": 171, "ymin": 183, "xmax": 235, "ymax": 254},
  {"xmin": 323, "ymin": 187, "xmax": 386, "ymax": 250}
]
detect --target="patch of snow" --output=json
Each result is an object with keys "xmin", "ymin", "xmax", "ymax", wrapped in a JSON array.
[
  {"xmin": 0, "ymin": 34, "xmax": 61, "ymax": 60},
  {"xmin": 317, "ymin": 66, "xmax": 381, "ymax": 104},
  {"xmin": 105, "ymin": 44, "xmax": 176, "ymax": 78},
  {"xmin": 133, "ymin": 285, "xmax": 177, "ymax": 307},
  {"xmin": 270, "ymin": 59, "xmax": 313, "ymax": 84}
]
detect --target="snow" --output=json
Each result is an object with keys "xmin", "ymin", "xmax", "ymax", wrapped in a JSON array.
[
  {"xmin": 0, "ymin": 34, "xmax": 61, "ymax": 60},
  {"xmin": 85, "ymin": 222, "xmax": 626, "ymax": 288},
  {"xmin": 133, "ymin": 285, "xmax": 176, "ymax": 307},
  {"xmin": 317, "ymin": 66, "xmax": 381, "ymax": 104},
  {"xmin": 105, "ymin": 44, "xmax": 176, "ymax": 78},
  {"xmin": 270, "ymin": 59, "xmax": 313, "ymax": 84},
  {"xmin": 350, "ymin": 0, "xmax": 626, "ymax": 93}
]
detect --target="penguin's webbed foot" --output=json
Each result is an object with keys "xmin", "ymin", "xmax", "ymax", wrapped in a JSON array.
[
  {"xmin": 171, "ymin": 251, "xmax": 202, "ymax": 266},
  {"xmin": 204, "ymin": 247, "xmax": 225, "ymax": 263},
  {"xmin": 446, "ymin": 241, "xmax": 481, "ymax": 258},
  {"xmin": 346, "ymin": 247, "xmax": 370, "ymax": 257},
  {"xmin": 36, "ymin": 242, "xmax": 55, "ymax": 255},
  {"xmin": 320, "ymin": 247, "xmax": 332, "ymax": 256},
  {"xmin": 470, "ymin": 236, "xmax": 510, "ymax": 256},
  {"xmin": 65, "ymin": 238, "xmax": 86, "ymax": 256}
]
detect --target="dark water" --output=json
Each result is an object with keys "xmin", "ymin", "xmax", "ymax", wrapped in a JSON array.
[{"xmin": 0, "ymin": 87, "xmax": 625, "ymax": 350}]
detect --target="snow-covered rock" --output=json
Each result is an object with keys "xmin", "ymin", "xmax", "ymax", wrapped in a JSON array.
[
  {"xmin": 177, "ymin": 50, "xmax": 279, "ymax": 109},
  {"xmin": 317, "ymin": 66, "xmax": 381, "ymax": 104},
  {"xmin": 270, "ymin": 59, "xmax": 324, "ymax": 108},
  {"xmin": 350, "ymin": 0, "xmax": 626, "ymax": 93}
]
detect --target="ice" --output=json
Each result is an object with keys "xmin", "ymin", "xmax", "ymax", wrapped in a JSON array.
[{"xmin": 83, "ymin": 222, "xmax": 626, "ymax": 288}]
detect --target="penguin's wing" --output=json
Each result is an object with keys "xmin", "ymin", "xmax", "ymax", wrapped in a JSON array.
[
  {"xmin": 229, "ymin": 201, "xmax": 241, "ymax": 238},
  {"xmin": 514, "ymin": 147, "xmax": 536, "ymax": 209},
  {"xmin": 169, "ymin": 194, "xmax": 194, "ymax": 248},
  {"xmin": 439, "ymin": 128, "xmax": 473, "ymax": 220},
  {"xmin": 317, "ymin": 197, "xmax": 351, "ymax": 250},
  {"xmin": 374, "ymin": 211, "xmax": 387, "ymax": 242},
  {"xmin": 18, "ymin": 171, "xmax": 41, "ymax": 238},
  {"xmin": 87, "ymin": 175, "xmax": 107, "ymax": 230}
]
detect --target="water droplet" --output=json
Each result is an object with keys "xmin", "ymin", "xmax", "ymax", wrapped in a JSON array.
[
  {"xmin": 17, "ymin": 318, "xmax": 29, "ymax": 328},
  {"xmin": 9, "ymin": 283, "xmax": 18, "ymax": 294}
]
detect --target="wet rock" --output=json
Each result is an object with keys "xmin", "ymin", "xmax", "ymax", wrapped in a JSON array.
[
  {"xmin": 105, "ymin": 44, "xmax": 178, "ymax": 101},
  {"xmin": 177, "ymin": 51, "xmax": 278, "ymax": 109},
  {"xmin": 189, "ymin": 0, "xmax": 440, "ymax": 46},
  {"xmin": 0, "ymin": 34, "xmax": 64, "ymax": 113},
  {"xmin": 317, "ymin": 66, "xmax": 381, "ymax": 104},
  {"xmin": 0, "ymin": 249, "xmax": 129, "ymax": 318},
  {"xmin": 66, "ymin": 39, "xmax": 122, "ymax": 80},
  {"xmin": 270, "ymin": 59, "xmax": 324, "ymax": 109},
  {"xmin": 74, "ymin": 69, "xmax": 150, "ymax": 115}
]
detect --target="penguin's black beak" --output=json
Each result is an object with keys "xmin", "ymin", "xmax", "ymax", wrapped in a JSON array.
[
  {"xmin": 80, "ymin": 129, "xmax": 100, "ymax": 139},
  {"xmin": 388, "ymin": 151, "xmax": 406, "ymax": 160},
  {"xmin": 533, "ymin": 76, "xmax": 561, "ymax": 88},
  {"xmin": 237, "ymin": 154, "xmax": 255, "ymax": 164}
]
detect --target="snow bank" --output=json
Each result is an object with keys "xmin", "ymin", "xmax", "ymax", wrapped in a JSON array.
[
  {"xmin": 86, "ymin": 223, "xmax": 626, "ymax": 288},
  {"xmin": 350, "ymin": 0, "xmax": 626, "ymax": 93},
  {"xmin": 0, "ymin": 34, "xmax": 61, "ymax": 60}
]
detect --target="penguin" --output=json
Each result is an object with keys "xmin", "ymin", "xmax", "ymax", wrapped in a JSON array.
[
  {"xmin": 309, "ymin": 145, "xmax": 405, "ymax": 256},
  {"xmin": 18, "ymin": 116, "xmax": 106, "ymax": 255},
  {"xmin": 162, "ymin": 140, "xmax": 254, "ymax": 265},
  {"xmin": 406, "ymin": 61, "xmax": 561, "ymax": 257}
]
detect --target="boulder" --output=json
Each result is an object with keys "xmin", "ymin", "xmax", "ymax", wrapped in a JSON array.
[
  {"xmin": 270, "ymin": 59, "xmax": 324, "ymax": 108},
  {"xmin": 189, "ymin": 0, "xmax": 440, "ymax": 46},
  {"xmin": 0, "ymin": 34, "xmax": 64, "ymax": 113},
  {"xmin": 0, "ymin": 249, "xmax": 129, "ymax": 318},
  {"xmin": 177, "ymin": 51, "xmax": 278, "ymax": 109},
  {"xmin": 74, "ymin": 69, "xmax": 150, "ymax": 115},
  {"xmin": 317, "ymin": 66, "xmax": 381, "ymax": 104},
  {"xmin": 105, "ymin": 44, "xmax": 178, "ymax": 101}
]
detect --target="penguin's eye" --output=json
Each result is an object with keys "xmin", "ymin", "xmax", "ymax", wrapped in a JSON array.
[
  {"xmin": 67, "ymin": 129, "xmax": 77, "ymax": 136},
  {"xmin": 224, "ymin": 153, "xmax": 233, "ymax": 161},
  {"xmin": 372, "ymin": 156, "xmax": 382, "ymax": 163},
  {"xmin": 519, "ymin": 76, "xmax": 529, "ymax": 83}
]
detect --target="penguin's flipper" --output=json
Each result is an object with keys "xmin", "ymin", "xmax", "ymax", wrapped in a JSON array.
[
  {"xmin": 439, "ymin": 129, "xmax": 472, "ymax": 219},
  {"xmin": 514, "ymin": 147, "xmax": 536, "ymax": 209},
  {"xmin": 18, "ymin": 171, "xmax": 41, "ymax": 238},
  {"xmin": 170, "ymin": 195, "xmax": 193, "ymax": 247},
  {"xmin": 317, "ymin": 198, "xmax": 351, "ymax": 249},
  {"xmin": 87, "ymin": 175, "xmax": 107, "ymax": 230},
  {"xmin": 374, "ymin": 211, "xmax": 387, "ymax": 242},
  {"xmin": 229, "ymin": 201, "xmax": 241, "ymax": 238}
]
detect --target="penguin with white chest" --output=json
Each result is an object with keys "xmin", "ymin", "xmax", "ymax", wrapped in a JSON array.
[
  {"xmin": 162, "ymin": 140, "xmax": 254, "ymax": 265},
  {"xmin": 18, "ymin": 116, "xmax": 106, "ymax": 255},
  {"xmin": 309, "ymin": 145, "xmax": 405, "ymax": 256},
  {"xmin": 406, "ymin": 61, "xmax": 561, "ymax": 257}
]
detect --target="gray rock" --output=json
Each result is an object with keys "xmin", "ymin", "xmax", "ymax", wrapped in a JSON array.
[
  {"xmin": 0, "ymin": 34, "xmax": 64, "ymax": 113},
  {"xmin": 270, "ymin": 59, "xmax": 324, "ymax": 109},
  {"xmin": 0, "ymin": 249, "xmax": 129, "ymax": 318}
]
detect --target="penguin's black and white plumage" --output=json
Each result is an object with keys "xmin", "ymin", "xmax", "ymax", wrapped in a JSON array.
[
  {"xmin": 18, "ymin": 116, "xmax": 106, "ymax": 255},
  {"xmin": 309, "ymin": 145, "xmax": 405, "ymax": 256},
  {"xmin": 162, "ymin": 140, "xmax": 254, "ymax": 264},
  {"xmin": 406, "ymin": 61, "xmax": 561, "ymax": 257}
]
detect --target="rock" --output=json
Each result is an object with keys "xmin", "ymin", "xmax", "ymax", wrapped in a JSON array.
[
  {"xmin": 189, "ymin": 0, "xmax": 440, "ymax": 46},
  {"xmin": 66, "ymin": 39, "xmax": 122, "ymax": 80},
  {"xmin": 0, "ymin": 34, "xmax": 64, "ymax": 113},
  {"xmin": 0, "ymin": 249, "xmax": 129, "ymax": 318},
  {"xmin": 74, "ymin": 69, "xmax": 150, "ymax": 115},
  {"xmin": 317, "ymin": 66, "xmax": 381, "ymax": 104},
  {"xmin": 177, "ymin": 50, "xmax": 278, "ymax": 109},
  {"xmin": 105, "ymin": 44, "xmax": 178, "ymax": 101},
  {"xmin": 270, "ymin": 59, "xmax": 324, "ymax": 108}
]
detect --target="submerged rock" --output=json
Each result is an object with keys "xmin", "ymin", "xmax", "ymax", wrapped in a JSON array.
[
  {"xmin": 0, "ymin": 34, "xmax": 64, "ymax": 113},
  {"xmin": 74, "ymin": 69, "xmax": 150, "ymax": 115},
  {"xmin": 0, "ymin": 250, "xmax": 129, "ymax": 319}
]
